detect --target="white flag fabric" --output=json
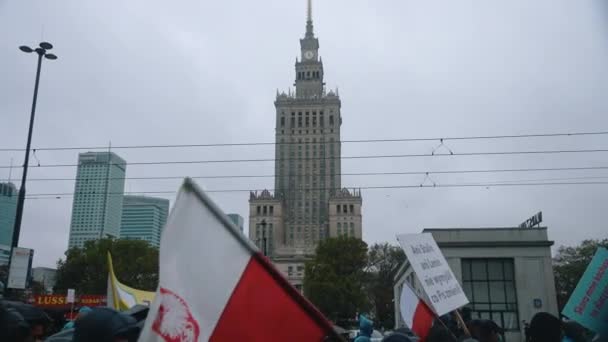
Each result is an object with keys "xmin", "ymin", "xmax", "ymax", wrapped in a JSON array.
[{"xmin": 138, "ymin": 179, "xmax": 336, "ymax": 341}]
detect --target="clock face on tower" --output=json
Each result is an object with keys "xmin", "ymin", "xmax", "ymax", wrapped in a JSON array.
[{"xmin": 304, "ymin": 50, "xmax": 314, "ymax": 60}]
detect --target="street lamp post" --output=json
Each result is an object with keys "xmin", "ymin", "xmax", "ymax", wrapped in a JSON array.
[
  {"xmin": 260, "ymin": 220, "xmax": 267, "ymax": 256},
  {"xmin": 4, "ymin": 42, "xmax": 57, "ymax": 293}
]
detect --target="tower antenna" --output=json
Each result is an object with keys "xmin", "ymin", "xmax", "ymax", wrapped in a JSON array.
[{"xmin": 307, "ymin": 0, "xmax": 312, "ymax": 22}]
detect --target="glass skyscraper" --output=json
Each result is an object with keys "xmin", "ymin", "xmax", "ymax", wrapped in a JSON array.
[
  {"xmin": 120, "ymin": 195, "xmax": 169, "ymax": 248},
  {"xmin": 0, "ymin": 182, "xmax": 18, "ymax": 247},
  {"xmin": 68, "ymin": 152, "xmax": 126, "ymax": 249},
  {"xmin": 227, "ymin": 213, "xmax": 244, "ymax": 233}
]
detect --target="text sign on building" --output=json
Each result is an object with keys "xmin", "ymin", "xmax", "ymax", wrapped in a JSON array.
[
  {"xmin": 7, "ymin": 247, "xmax": 33, "ymax": 289},
  {"xmin": 519, "ymin": 211, "xmax": 542, "ymax": 229},
  {"xmin": 562, "ymin": 247, "xmax": 608, "ymax": 334},
  {"xmin": 31, "ymin": 294, "xmax": 107, "ymax": 308},
  {"xmin": 397, "ymin": 233, "xmax": 469, "ymax": 316}
]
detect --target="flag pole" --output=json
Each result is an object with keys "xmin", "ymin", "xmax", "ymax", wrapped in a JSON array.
[{"xmin": 453, "ymin": 310, "xmax": 471, "ymax": 337}]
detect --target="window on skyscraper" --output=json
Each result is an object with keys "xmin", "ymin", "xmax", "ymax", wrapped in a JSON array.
[{"xmin": 350, "ymin": 204, "xmax": 354, "ymax": 213}]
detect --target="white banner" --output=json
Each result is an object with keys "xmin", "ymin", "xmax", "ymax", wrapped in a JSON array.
[
  {"xmin": 397, "ymin": 233, "xmax": 468, "ymax": 316},
  {"xmin": 67, "ymin": 289, "xmax": 76, "ymax": 303},
  {"xmin": 7, "ymin": 247, "xmax": 33, "ymax": 289}
]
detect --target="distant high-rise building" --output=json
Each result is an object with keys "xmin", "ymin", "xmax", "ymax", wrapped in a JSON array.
[
  {"xmin": 0, "ymin": 182, "xmax": 18, "ymax": 246},
  {"xmin": 120, "ymin": 195, "xmax": 169, "ymax": 247},
  {"xmin": 248, "ymin": 1, "xmax": 363, "ymax": 289},
  {"xmin": 0, "ymin": 244, "xmax": 11, "ymax": 266},
  {"xmin": 32, "ymin": 267, "xmax": 57, "ymax": 293},
  {"xmin": 227, "ymin": 214, "xmax": 244, "ymax": 233},
  {"xmin": 68, "ymin": 152, "xmax": 127, "ymax": 249}
]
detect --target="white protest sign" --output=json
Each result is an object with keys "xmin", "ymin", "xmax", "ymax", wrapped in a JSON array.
[
  {"xmin": 7, "ymin": 247, "xmax": 33, "ymax": 289},
  {"xmin": 67, "ymin": 289, "xmax": 76, "ymax": 303},
  {"xmin": 397, "ymin": 233, "xmax": 469, "ymax": 316}
]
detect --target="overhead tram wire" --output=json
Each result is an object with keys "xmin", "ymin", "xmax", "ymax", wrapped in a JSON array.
[
  {"xmin": 14, "ymin": 165, "xmax": 608, "ymax": 183},
  {"xmin": 22, "ymin": 180, "xmax": 608, "ymax": 199},
  {"xmin": 1, "ymin": 130, "xmax": 608, "ymax": 152},
  {"xmin": 3, "ymin": 148, "xmax": 608, "ymax": 169}
]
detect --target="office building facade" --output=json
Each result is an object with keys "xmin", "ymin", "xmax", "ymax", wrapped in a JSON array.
[
  {"xmin": 0, "ymin": 182, "xmax": 18, "ymax": 246},
  {"xmin": 68, "ymin": 152, "xmax": 127, "ymax": 249},
  {"xmin": 120, "ymin": 195, "xmax": 169, "ymax": 248}
]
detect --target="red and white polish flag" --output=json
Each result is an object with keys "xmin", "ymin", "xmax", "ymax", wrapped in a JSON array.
[
  {"xmin": 399, "ymin": 283, "xmax": 435, "ymax": 342},
  {"xmin": 138, "ymin": 179, "xmax": 338, "ymax": 342}
]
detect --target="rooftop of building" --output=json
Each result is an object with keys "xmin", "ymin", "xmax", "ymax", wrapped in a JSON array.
[
  {"xmin": 123, "ymin": 195, "xmax": 170, "ymax": 206},
  {"xmin": 78, "ymin": 151, "xmax": 127, "ymax": 167},
  {"xmin": 422, "ymin": 226, "xmax": 551, "ymax": 244}
]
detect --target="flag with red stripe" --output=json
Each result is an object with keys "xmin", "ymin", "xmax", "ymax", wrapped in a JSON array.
[
  {"xmin": 399, "ymin": 283, "xmax": 435, "ymax": 342},
  {"xmin": 138, "ymin": 178, "xmax": 339, "ymax": 342}
]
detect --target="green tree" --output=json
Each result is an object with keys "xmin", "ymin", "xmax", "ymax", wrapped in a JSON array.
[
  {"xmin": 553, "ymin": 239, "xmax": 608, "ymax": 310},
  {"xmin": 54, "ymin": 238, "xmax": 159, "ymax": 295},
  {"xmin": 366, "ymin": 243, "xmax": 406, "ymax": 329},
  {"xmin": 304, "ymin": 237, "xmax": 370, "ymax": 326}
]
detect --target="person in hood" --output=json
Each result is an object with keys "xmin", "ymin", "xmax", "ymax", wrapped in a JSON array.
[
  {"xmin": 73, "ymin": 307, "xmax": 140, "ymax": 342},
  {"xmin": 354, "ymin": 315, "xmax": 374, "ymax": 342},
  {"xmin": 62, "ymin": 306, "xmax": 92, "ymax": 330}
]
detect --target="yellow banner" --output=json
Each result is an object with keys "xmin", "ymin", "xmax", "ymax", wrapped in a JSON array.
[{"xmin": 107, "ymin": 252, "xmax": 155, "ymax": 311}]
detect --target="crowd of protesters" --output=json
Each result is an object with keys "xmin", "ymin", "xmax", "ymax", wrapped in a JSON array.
[
  {"xmin": 1, "ymin": 298, "xmax": 604, "ymax": 342},
  {"xmin": 0, "ymin": 300, "xmax": 142, "ymax": 342}
]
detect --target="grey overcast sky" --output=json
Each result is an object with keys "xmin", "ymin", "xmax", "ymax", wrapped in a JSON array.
[{"xmin": 1, "ymin": 0, "xmax": 608, "ymax": 268}]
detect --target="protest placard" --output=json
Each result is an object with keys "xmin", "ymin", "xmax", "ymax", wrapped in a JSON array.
[
  {"xmin": 562, "ymin": 247, "xmax": 608, "ymax": 334},
  {"xmin": 397, "ymin": 233, "xmax": 469, "ymax": 316},
  {"xmin": 67, "ymin": 289, "xmax": 76, "ymax": 304}
]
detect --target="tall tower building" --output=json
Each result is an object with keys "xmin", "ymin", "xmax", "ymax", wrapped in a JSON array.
[
  {"xmin": 68, "ymin": 152, "xmax": 126, "ymax": 249},
  {"xmin": 120, "ymin": 195, "xmax": 169, "ymax": 248},
  {"xmin": 0, "ymin": 182, "xmax": 18, "ymax": 247},
  {"xmin": 249, "ymin": 1, "xmax": 363, "ymax": 289}
]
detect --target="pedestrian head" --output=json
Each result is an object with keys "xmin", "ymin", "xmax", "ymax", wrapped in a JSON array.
[
  {"xmin": 73, "ymin": 307, "xmax": 139, "ymax": 342},
  {"xmin": 529, "ymin": 312, "xmax": 562, "ymax": 342},
  {"xmin": 478, "ymin": 320, "xmax": 501, "ymax": 342}
]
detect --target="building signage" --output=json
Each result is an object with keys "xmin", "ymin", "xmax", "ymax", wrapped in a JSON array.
[
  {"xmin": 7, "ymin": 247, "xmax": 33, "ymax": 289},
  {"xmin": 562, "ymin": 247, "xmax": 608, "ymax": 334},
  {"xmin": 32, "ymin": 294, "xmax": 107, "ymax": 308},
  {"xmin": 519, "ymin": 211, "xmax": 542, "ymax": 229},
  {"xmin": 397, "ymin": 233, "xmax": 469, "ymax": 316}
]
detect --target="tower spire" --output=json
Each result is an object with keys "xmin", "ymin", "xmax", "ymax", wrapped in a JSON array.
[
  {"xmin": 307, "ymin": 0, "xmax": 312, "ymax": 22},
  {"xmin": 305, "ymin": 0, "xmax": 314, "ymax": 38}
]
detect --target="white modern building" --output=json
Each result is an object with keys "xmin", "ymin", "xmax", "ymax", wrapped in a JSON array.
[
  {"xmin": 394, "ymin": 227, "xmax": 558, "ymax": 342},
  {"xmin": 68, "ymin": 152, "xmax": 127, "ymax": 249}
]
